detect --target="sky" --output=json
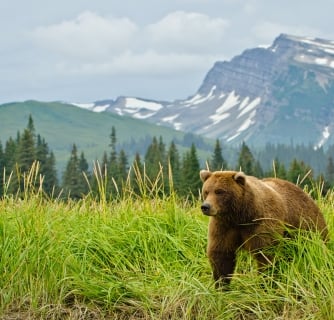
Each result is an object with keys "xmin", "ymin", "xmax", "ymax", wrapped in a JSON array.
[{"xmin": 1, "ymin": 0, "xmax": 334, "ymax": 104}]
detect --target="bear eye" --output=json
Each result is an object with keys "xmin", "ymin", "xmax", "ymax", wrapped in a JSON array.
[
  {"xmin": 215, "ymin": 189, "xmax": 225, "ymax": 195},
  {"xmin": 203, "ymin": 191, "xmax": 208, "ymax": 198}
]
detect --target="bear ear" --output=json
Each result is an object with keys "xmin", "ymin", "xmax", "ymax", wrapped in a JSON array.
[
  {"xmin": 234, "ymin": 172, "xmax": 246, "ymax": 186},
  {"xmin": 200, "ymin": 170, "xmax": 212, "ymax": 182}
]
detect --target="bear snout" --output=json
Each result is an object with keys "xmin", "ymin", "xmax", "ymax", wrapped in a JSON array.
[{"xmin": 201, "ymin": 202, "xmax": 211, "ymax": 216}]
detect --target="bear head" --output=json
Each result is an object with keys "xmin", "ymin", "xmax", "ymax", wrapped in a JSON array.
[{"xmin": 200, "ymin": 170, "xmax": 248, "ymax": 223}]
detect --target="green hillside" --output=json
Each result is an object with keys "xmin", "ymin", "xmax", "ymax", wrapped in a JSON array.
[{"xmin": 0, "ymin": 100, "xmax": 211, "ymax": 172}]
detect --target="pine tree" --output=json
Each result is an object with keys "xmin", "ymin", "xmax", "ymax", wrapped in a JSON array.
[
  {"xmin": 3, "ymin": 137, "xmax": 18, "ymax": 194},
  {"xmin": 4, "ymin": 137, "xmax": 17, "ymax": 171},
  {"xmin": 109, "ymin": 126, "xmax": 118, "ymax": 176},
  {"xmin": 131, "ymin": 152, "xmax": 144, "ymax": 195},
  {"xmin": 27, "ymin": 114, "xmax": 36, "ymax": 136},
  {"xmin": 325, "ymin": 156, "xmax": 334, "ymax": 187},
  {"xmin": 145, "ymin": 136, "xmax": 163, "ymax": 181},
  {"xmin": 287, "ymin": 158, "xmax": 313, "ymax": 188},
  {"xmin": 108, "ymin": 126, "xmax": 119, "ymax": 195},
  {"xmin": 210, "ymin": 139, "xmax": 227, "ymax": 171},
  {"xmin": 181, "ymin": 143, "xmax": 201, "ymax": 197},
  {"xmin": 17, "ymin": 127, "xmax": 35, "ymax": 173},
  {"xmin": 78, "ymin": 151, "xmax": 90, "ymax": 195},
  {"xmin": 62, "ymin": 144, "xmax": 83, "ymax": 199},
  {"xmin": 101, "ymin": 151, "xmax": 109, "ymax": 177},
  {"xmin": 167, "ymin": 141, "xmax": 181, "ymax": 193},
  {"xmin": 237, "ymin": 142, "xmax": 256, "ymax": 175},
  {"xmin": 44, "ymin": 151, "xmax": 58, "ymax": 196},
  {"xmin": 118, "ymin": 149, "xmax": 128, "ymax": 182},
  {"xmin": 35, "ymin": 134, "xmax": 58, "ymax": 195},
  {"xmin": 0, "ymin": 141, "xmax": 4, "ymax": 196},
  {"xmin": 268, "ymin": 158, "xmax": 287, "ymax": 179}
]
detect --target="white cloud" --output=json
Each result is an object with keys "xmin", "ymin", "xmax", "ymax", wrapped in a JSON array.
[
  {"xmin": 31, "ymin": 11, "xmax": 138, "ymax": 61},
  {"xmin": 30, "ymin": 10, "xmax": 229, "ymax": 76},
  {"xmin": 146, "ymin": 11, "xmax": 229, "ymax": 54}
]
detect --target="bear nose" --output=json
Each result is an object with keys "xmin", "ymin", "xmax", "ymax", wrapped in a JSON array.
[{"xmin": 201, "ymin": 203, "xmax": 211, "ymax": 215}]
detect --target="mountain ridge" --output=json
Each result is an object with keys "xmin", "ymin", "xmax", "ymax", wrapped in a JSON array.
[{"xmin": 84, "ymin": 34, "xmax": 334, "ymax": 149}]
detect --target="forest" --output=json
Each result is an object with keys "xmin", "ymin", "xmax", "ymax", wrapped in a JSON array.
[{"xmin": 1, "ymin": 115, "xmax": 334, "ymax": 199}]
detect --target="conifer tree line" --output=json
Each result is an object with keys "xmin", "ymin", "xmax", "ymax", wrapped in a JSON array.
[{"xmin": 1, "ymin": 115, "xmax": 334, "ymax": 199}]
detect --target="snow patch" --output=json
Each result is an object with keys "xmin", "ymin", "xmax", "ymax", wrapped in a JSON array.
[
  {"xmin": 315, "ymin": 58, "xmax": 328, "ymax": 65},
  {"xmin": 160, "ymin": 114, "xmax": 182, "ymax": 130},
  {"xmin": 183, "ymin": 86, "xmax": 216, "ymax": 106},
  {"xmin": 115, "ymin": 107, "xmax": 123, "ymax": 115},
  {"xmin": 209, "ymin": 91, "xmax": 239, "ymax": 125},
  {"xmin": 94, "ymin": 104, "xmax": 109, "ymax": 112},
  {"xmin": 125, "ymin": 97, "xmax": 163, "ymax": 111},
  {"xmin": 162, "ymin": 114, "xmax": 179, "ymax": 123},
  {"xmin": 314, "ymin": 126, "xmax": 330, "ymax": 149},
  {"xmin": 71, "ymin": 102, "xmax": 108, "ymax": 112},
  {"xmin": 183, "ymin": 93, "xmax": 202, "ymax": 105},
  {"xmin": 71, "ymin": 102, "xmax": 94, "ymax": 110},
  {"xmin": 133, "ymin": 112, "xmax": 156, "ymax": 119},
  {"xmin": 227, "ymin": 109, "xmax": 257, "ymax": 142},
  {"xmin": 209, "ymin": 112, "xmax": 231, "ymax": 125},
  {"xmin": 173, "ymin": 123, "xmax": 182, "ymax": 130},
  {"xmin": 237, "ymin": 97, "xmax": 261, "ymax": 118},
  {"xmin": 238, "ymin": 97, "xmax": 250, "ymax": 110},
  {"xmin": 237, "ymin": 110, "xmax": 256, "ymax": 132},
  {"xmin": 227, "ymin": 132, "xmax": 241, "ymax": 142},
  {"xmin": 216, "ymin": 91, "xmax": 240, "ymax": 114}
]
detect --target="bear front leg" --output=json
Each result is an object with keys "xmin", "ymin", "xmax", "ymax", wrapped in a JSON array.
[{"xmin": 208, "ymin": 250, "xmax": 237, "ymax": 289}]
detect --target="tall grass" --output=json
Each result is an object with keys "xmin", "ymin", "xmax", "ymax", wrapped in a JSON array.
[{"xmin": 0, "ymin": 164, "xmax": 333, "ymax": 319}]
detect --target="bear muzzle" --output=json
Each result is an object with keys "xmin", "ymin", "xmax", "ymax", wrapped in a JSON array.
[{"xmin": 201, "ymin": 202, "xmax": 213, "ymax": 216}]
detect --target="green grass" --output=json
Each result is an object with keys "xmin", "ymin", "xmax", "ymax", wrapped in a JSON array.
[{"xmin": 0, "ymin": 175, "xmax": 334, "ymax": 319}]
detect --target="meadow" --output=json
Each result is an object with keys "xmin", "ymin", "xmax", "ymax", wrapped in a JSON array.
[{"xmin": 0, "ymin": 166, "xmax": 334, "ymax": 319}]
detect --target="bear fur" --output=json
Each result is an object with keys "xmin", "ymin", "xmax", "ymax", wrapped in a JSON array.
[{"xmin": 200, "ymin": 170, "xmax": 328, "ymax": 288}]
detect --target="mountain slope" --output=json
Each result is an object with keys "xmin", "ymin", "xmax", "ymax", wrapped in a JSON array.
[
  {"xmin": 0, "ymin": 100, "xmax": 210, "ymax": 171},
  {"xmin": 93, "ymin": 34, "xmax": 334, "ymax": 148}
]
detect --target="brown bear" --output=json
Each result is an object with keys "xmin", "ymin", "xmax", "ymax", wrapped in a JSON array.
[{"xmin": 200, "ymin": 170, "xmax": 328, "ymax": 288}]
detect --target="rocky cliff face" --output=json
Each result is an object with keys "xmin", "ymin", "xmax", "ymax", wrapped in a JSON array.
[{"xmin": 89, "ymin": 34, "xmax": 334, "ymax": 148}]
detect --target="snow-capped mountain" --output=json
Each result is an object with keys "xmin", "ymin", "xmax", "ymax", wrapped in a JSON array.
[{"xmin": 75, "ymin": 34, "xmax": 334, "ymax": 148}]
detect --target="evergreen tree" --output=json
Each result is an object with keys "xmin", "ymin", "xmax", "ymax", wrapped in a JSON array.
[
  {"xmin": 167, "ymin": 141, "xmax": 181, "ymax": 193},
  {"xmin": 78, "ymin": 151, "xmax": 90, "ymax": 195},
  {"xmin": 108, "ymin": 126, "xmax": 118, "ymax": 176},
  {"xmin": 180, "ymin": 143, "xmax": 201, "ymax": 197},
  {"xmin": 62, "ymin": 144, "xmax": 84, "ymax": 199},
  {"xmin": 44, "ymin": 151, "xmax": 58, "ymax": 196},
  {"xmin": 253, "ymin": 160, "xmax": 264, "ymax": 177},
  {"xmin": 118, "ymin": 149, "xmax": 128, "ymax": 182},
  {"xmin": 35, "ymin": 134, "xmax": 58, "ymax": 195},
  {"xmin": 4, "ymin": 137, "xmax": 18, "ymax": 194},
  {"xmin": 4, "ymin": 137, "xmax": 17, "ymax": 171},
  {"xmin": 27, "ymin": 114, "xmax": 36, "ymax": 136},
  {"xmin": 158, "ymin": 136, "xmax": 166, "ymax": 161},
  {"xmin": 131, "ymin": 152, "xmax": 144, "ymax": 195},
  {"xmin": 0, "ymin": 141, "xmax": 4, "ymax": 196},
  {"xmin": 107, "ymin": 126, "xmax": 120, "ymax": 195},
  {"xmin": 267, "ymin": 158, "xmax": 287, "ymax": 179},
  {"xmin": 287, "ymin": 158, "xmax": 313, "ymax": 188},
  {"xmin": 145, "ymin": 136, "xmax": 163, "ymax": 181},
  {"xmin": 90, "ymin": 152, "xmax": 108, "ymax": 197},
  {"xmin": 210, "ymin": 139, "xmax": 227, "ymax": 171},
  {"xmin": 17, "ymin": 127, "xmax": 35, "ymax": 173},
  {"xmin": 237, "ymin": 142, "xmax": 256, "ymax": 175},
  {"xmin": 101, "ymin": 151, "xmax": 109, "ymax": 177},
  {"xmin": 325, "ymin": 156, "xmax": 334, "ymax": 187}
]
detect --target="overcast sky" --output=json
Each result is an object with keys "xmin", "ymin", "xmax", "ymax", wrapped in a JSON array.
[{"xmin": 1, "ymin": 0, "xmax": 333, "ymax": 104}]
